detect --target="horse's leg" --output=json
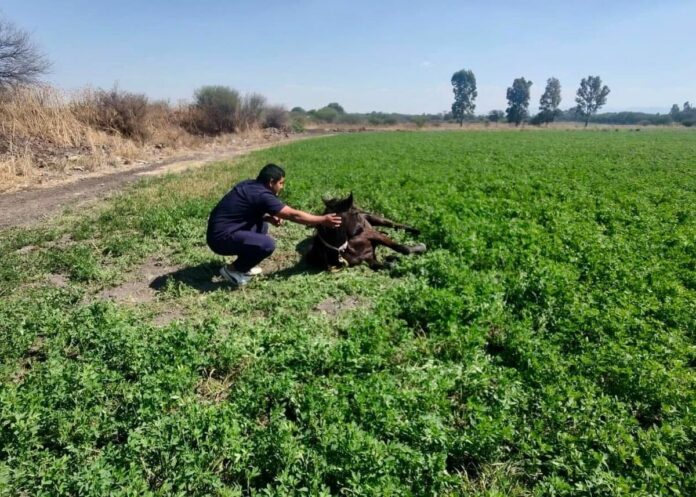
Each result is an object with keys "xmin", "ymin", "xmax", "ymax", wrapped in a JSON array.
[
  {"xmin": 368, "ymin": 260, "xmax": 387, "ymax": 270},
  {"xmin": 342, "ymin": 235, "xmax": 376, "ymax": 267},
  {"xmin": 366, "ymin": 230, "xmax": 426, "ymax": 255},
  {"xmin": 361, "ymin": 212, "xmax": 420, "ymax": 235},
  {"xmin": 368, "ymin": 254, "xmax": 400, "ymax": 271}
]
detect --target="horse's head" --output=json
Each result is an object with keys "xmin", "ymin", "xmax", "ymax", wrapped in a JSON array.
[
  {"xmin": 321, "ymin": 192, "xmax": 362, "ymax": 236},
  {"xmin": 315, "ymin": 193, "xmax": 362, "ymax": 264},
  {"xmin": 321, "ymin": 192, "xmax": 354, "ymax": 215}
]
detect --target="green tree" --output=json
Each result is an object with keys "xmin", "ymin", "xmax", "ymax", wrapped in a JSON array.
[
  {"xmin": 538, "ymin": 77, "xmax": 562, "ymax": 125},
  {"xmin": 506, "ymin": 77, "xmax": 533, "ymax": 125},
  {"xmin": 450, "ymin": 69, "xmax": 477, "ymax": 126},
  {"xmin": 193, "ymin": 85, "xmax": 240, "ymax": 133},
  {"xmin": 575, "ymin": 75, "xmax": 610, "ymax": 127},
  {"xmin": 669, "ymin": 104, "xmax": 680, "ymax": 119},
  {"xmin": 327, "ymin": 102, "xmax": 345, "ymax": 113},
  {"xmin": 487, "ymin": 110, "xmax": 505, "ymax": 122},
  {"xmin": 313, "ymin": 106, "xmax": 339, "ymax": 123}
]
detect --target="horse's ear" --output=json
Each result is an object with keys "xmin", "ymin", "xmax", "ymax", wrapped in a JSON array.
[
  {"xmin": 322, "ymin": 195, "xmax": 338, "ymax": 208},
  {"xmin": 333, "ymin": 192, "xmax": 354, "ymax": 212}
]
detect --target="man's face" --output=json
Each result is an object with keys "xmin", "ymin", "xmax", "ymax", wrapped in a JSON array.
[{"xmin": 269, "ymin": 176, "xmax": 285, "ymax": 195}]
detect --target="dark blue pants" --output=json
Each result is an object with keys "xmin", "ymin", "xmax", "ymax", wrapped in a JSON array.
[{"xmin": 208, "ymin": 222, "xmax": 275, "ymax": 272}]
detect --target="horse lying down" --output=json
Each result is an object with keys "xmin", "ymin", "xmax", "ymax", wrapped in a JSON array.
[{"xmin": 306, "ymin": 193, "xmax": 427, "ymax": 270}]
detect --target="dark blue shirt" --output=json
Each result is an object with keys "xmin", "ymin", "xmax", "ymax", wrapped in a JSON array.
[{"xmin": 207, "ymin": 179, "xmax": 285, "ymax": 240}]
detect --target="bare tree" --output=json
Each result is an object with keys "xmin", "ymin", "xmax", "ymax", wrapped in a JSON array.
[{"xmin": 0, "ymin": 16, "xmax": 50, "ymax": 90}]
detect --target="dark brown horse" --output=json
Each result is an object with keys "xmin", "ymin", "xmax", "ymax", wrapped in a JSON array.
[{"xmin": 306, "ymin": 193, "xmax": 426, "ymax": 270}]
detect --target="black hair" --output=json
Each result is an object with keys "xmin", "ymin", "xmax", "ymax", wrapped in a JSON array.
[{"xmin": 256, "ymin": 163, "xmax": 285, "ymax": 184}]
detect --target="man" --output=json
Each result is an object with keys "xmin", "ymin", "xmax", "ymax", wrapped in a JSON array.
[{"xmin": 206, "ymin": 163, "xmax": 342, "ymax": 286}]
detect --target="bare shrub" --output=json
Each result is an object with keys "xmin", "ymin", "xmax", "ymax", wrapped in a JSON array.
[
  {"xmin": 411, "ymin": 115, "xmax": 427, "ymax": 128},
  {"xmin": 142, "ymin": 100, "xmax": 201, "ymax": 149},
  {"xmin": 74, "ymin": 86, "xmax": 151, "ymax": 142},
  {"xmin": 237, "ymin": 93, "xmax": 266, "ymax": 131},
  {"xmin": 263, "ymin": 105, "xmax": 288, "ymax": 130},
  {"xmin": 336, "ymin": 113, "xmax": 362, "ymax": 125},
  {"xmin": 173, "ymin": 102, "xmax": 205, "ymax": 135}
]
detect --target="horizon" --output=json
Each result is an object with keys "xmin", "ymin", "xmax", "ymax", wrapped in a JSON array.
[{"xmin": 2, "ymin": 0, "xmax": 695, "ymax": 115}]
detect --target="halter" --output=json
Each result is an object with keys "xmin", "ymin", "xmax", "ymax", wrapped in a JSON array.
[
  {"xmin": 316, "ymin": 231, "xmax": 348, "ymax": 252},
  {"xmin": 316, "ymin": 229, "xmax": 349, "ymax": 268}
]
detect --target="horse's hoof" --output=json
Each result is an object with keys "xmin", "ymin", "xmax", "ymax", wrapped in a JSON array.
[{"xmin": 410, "ymin": 243, "xmax": 427, "ymax": 254}]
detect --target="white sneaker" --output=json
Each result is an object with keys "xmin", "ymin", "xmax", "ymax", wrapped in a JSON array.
[
  {"xmin": 245, "ymin": 266, "xmax": 263, "ymax": 276},
  {"xmin": 220, "ymin": 266, "xmax": 250, "ymax": 286}
]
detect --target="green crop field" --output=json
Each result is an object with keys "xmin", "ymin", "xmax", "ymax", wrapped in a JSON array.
[{"xmin": 1, "ymin": 130, "xmax": 695, "ymax": 496}]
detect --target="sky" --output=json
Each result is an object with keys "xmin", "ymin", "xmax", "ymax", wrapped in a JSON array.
[{"xmin": 2, "ymin": 0, "xmax": 695, "ymax": 114}]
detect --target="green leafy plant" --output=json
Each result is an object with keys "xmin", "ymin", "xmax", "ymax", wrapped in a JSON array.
[{"xmin": 1, "ymin": 130, "xmax": 694, "ymax": 496}]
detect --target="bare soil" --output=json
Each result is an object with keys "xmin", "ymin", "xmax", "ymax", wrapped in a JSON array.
[
  {"xmin": 96, "ymin": 257, "xmax": 183, "ymax": 304},
  {"xmin": 313, "ymin": 295, "xmax": 366, "ymax": 317},
  {"xmin": 0, "ymin": 132, "xmax": 329, "ymax": 229}
]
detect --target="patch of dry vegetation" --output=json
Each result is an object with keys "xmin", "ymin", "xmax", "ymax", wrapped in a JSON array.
[
  {"xmin": 0, "ymin": 84, "xmax": 291, "ymax": 191},
  {"xmin": 0, "ymin": 86, "xmax": 146, "ymax": 189}
]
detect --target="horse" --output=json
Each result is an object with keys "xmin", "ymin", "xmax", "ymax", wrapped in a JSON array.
[{"xmin": 306, "ymin": 193, "xmax": 427, "ymax": 270}]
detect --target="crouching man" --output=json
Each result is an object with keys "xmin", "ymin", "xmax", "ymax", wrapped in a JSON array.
[{"xmin": 206, "ymin": 163, "xmax": 342, "ymax": 286}]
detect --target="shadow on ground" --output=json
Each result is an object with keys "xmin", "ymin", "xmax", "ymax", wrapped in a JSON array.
[
  {"xmin": 150, "ymin": 262, "xmax": 225, "ymax": 293},
  {"xmin": 150, "ymin": 238, "xmax": 322, "ymax": 293}
]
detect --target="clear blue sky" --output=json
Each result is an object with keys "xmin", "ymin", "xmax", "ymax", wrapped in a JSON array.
[{"xmin": 2, "ymin": 0, "xmax": 694, "ymax": 114}]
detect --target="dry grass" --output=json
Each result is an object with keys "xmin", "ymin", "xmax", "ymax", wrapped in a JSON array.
[
  {"xmin": 0, "ymin": 86, "xmax": 212, "ymax": 191},
  {"xmin": 0, "ymin": 86, "xmax": 150, "ymax": 189},
  {"xmin": 0, "ymin": 85, "xmax": 83, "ymax": 147},
  {"xmin": 0, "ymin": 85, "xmax": 288, "ymax": 191}
]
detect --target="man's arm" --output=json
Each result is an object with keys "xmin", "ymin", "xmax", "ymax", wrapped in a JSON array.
[{"xmin": 276, "ymin": 206, "xmax": 342, "ymax": 228}]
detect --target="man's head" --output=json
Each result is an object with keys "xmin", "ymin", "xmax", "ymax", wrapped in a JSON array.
[{"xmin": 257, "ymin": 163, "xmax": 285, "ymax": 195}]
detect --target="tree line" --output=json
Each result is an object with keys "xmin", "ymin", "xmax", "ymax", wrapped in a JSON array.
[
  {"xmin": 452, "ymin": 69, "xmax": 611, "ymax": 127},
  {"xmin": 2, "ymin": 14, "xmax": 693, "ymax": 130},
  {"xmin": 451, "ymin": 69, "xmax": 694, "ymax": 127},
  {"xmin": 669, "ymin": 102, "xmax": 696, "ymax": 127}
]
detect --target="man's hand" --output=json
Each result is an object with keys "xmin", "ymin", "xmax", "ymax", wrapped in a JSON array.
[
  {"xmin": 263, "ymin": 214, "xmax": 283, "ymax": 227},
  {"xmin": 321, "ymin": 213, "xmax": 342, "ymax": 228},
  {"xmin": 276, "ymin": 206, "xmax": 342, "ymax": 228}
]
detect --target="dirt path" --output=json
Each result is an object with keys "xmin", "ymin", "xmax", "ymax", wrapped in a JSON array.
[{"xmin": 0, "ymin": 133, "xmax": 329, "ymax": 229}]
